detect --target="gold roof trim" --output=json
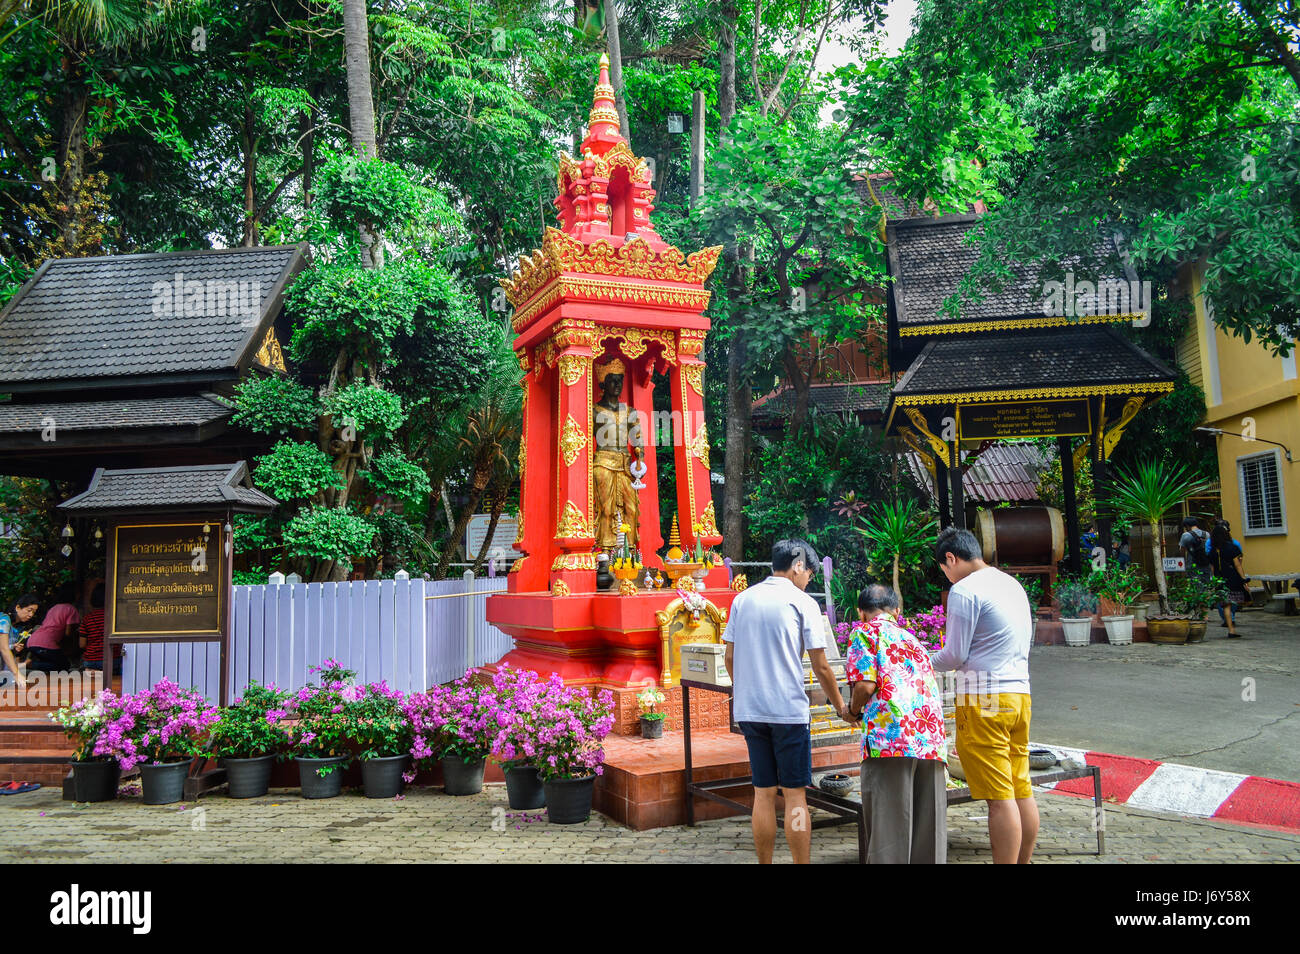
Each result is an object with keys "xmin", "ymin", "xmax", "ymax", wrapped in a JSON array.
[{"xmin": 898, "ymin": 313, "xmax": 1144, "ymax": 336}]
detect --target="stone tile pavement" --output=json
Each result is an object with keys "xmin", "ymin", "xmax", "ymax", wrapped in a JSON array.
[{"xmin": 2, "ymin": 783, "xmax": 1297, "ymax": 863}]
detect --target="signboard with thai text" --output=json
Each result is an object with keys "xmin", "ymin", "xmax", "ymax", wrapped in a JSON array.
[
  {"xmin": 111, "ymin": 523, "xmax": 224, "ymax": 637},
  {"xmin": 958, "ymin": 399, "xmax": 1092, "ymax": 441}
]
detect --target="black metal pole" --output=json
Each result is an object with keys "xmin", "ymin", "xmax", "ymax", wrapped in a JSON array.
[
  {"xmin": 1059, "ymin": 436, "xmax": 1082, "ymax": 575},
  {"xmin": 935, "ymin": 458, "xmax": 951, "ymax": 528},
  {"xmin": 948, "ymin": 442, "xmax": 965, "ymax": 530}
]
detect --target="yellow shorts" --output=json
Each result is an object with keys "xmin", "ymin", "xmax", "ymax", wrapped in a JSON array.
[{"xmin": 955, "ymin": 693, "xmax": 1032, "ymax": 801}]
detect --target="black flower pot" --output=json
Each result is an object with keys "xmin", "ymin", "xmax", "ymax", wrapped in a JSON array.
[
  {"xmin": 504, "ymin": 763, "xmax": 546, "ymax": 810},
  {"xmin": 361, "ymin": 755, "xmax": 409, "ymax": 799},
  {"xmin": 640, "ymin": 716, "xmax": 664, "ymax": 739},
  {"xmin": 296, "ymin": 756, "xmax": 348, "ymax": 799},
  {"xmin": 139, "ymin": 760, "xmax": 190, "ymax": 805},
  {"xmin": 69, "ymin": 759, "xmax": 120, "ymax": 803},
  {"xmin": 543, "ymin": 774, "xmax": 596, "ymax": 824},
  {"xmin": 223, "ymin": 755, "xmax": 276, "ymax": 798},
  {"xmin": 440, "ymin": 756, "xmax": 486, "ymax": 796}
]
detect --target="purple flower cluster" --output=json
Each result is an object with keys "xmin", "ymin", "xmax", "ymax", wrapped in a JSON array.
[
  {"xmin": 92, "ymin": 679, "xmax": 220, "ymax": 771},
  {"xmin": 897, "ymin": 605, "xmax": 946, "ymax": 652},
  {"xmin": 401, "ymin": 665, "xmax": 616, "ymax": 781},
  {"xmin": 285, "ymin": 658, "xmax": 365, "ymax": 757},
  {"xmin": 836, "ymin": 605, "xmax": 946, "ymax": 654}
]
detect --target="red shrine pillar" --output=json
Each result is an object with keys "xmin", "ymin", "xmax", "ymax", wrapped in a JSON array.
[
  {"xmin": 509, "ymin": 350, "xmax": 552, "ymax": 594},
  {"xmin": 549, "ymin": 319, "xmax": 598, "ymax": 593},
  {"xmin": 672, "ymin": 328, "xmax": 725, "ymax": 586}
]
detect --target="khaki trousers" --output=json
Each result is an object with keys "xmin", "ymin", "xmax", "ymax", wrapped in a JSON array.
[{"xmin": 860, "ymin": 756, "xmax": 947, "ymax": 864}]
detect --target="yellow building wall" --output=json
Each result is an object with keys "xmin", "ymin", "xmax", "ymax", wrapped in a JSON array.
[{"xmin": 1186, "ymin": 266, "xmax": 1300, "ymax": 576}]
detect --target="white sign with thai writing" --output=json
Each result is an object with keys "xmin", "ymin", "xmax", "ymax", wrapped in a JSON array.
[
  {"xmin": 465, "ymin": 514, "xmax": 521, "ymax": 560},
  {"xmin": 1162, "ymin": 556, "xmax": 1186, "ymax": 572}
]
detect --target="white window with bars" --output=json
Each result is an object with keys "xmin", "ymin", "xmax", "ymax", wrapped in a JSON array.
[{"xmin": 1237, "ymin": 449, "xmax": 1286, "ymax": 535}]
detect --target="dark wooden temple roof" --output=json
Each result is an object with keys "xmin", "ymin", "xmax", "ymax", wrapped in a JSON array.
[
  {"xmin": 0, "ymin": 244, "xmax": 306, "ymax": 393},
  {"xmin": 752, "ymin": 381, "xmax": 891, "ymax": 423},
  {"xmin": 59, "ymin": 462, "xmax": 277, "ymax": 516},
  {"xmin": 892, "ymin": 326, "xmax": 1176, "ymax": 399},
  {"xmin": 884, "ymin": 215, "xmax": 1143, "ymax": 334},
  {"xmin": 0, "ymin": 393, "xmax": 233, "ymax": 436}
]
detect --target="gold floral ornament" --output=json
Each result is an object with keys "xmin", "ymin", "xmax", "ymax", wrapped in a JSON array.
[
  {"xmin": 618, "ymin": 579, "xmax": 638, "ymax": 596},
  {"xmin": 697, "ymin": 501, "xmax": 720, "ymax": 538},
  {"xmin": 683, "ymin": 363, "xmax": 704, "ymax": 396},
  {"xmin": 555, "ymin": 501, "xmax": 590, "ymax": 539},
  {"xmin": 551, "ymin": 580, "xmax": 571, "ymax": 597},
  {"xmin": 557, "ymin": 353, "xmax": 588, "ymax": 387},
  {"xmin": 730, "ymin": 574, "xmax": 748, "ymax": 592},
  {"xmin": 687, "ymin": 420, "xmax": 710, "ymax": 470},
  {"xmin": 559, "ymin": 415, "xmax": 588, "ymax": 467}
]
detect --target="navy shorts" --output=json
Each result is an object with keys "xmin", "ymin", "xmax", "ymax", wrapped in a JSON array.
[{"xmin": 738, "ymin": 721, "xmax": 812, "ymax": 789}]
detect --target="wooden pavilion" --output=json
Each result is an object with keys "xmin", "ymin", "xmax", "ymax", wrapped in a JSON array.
[{"xmin": 881, "ymin": 214, "xmax": 1177, "ymax": 572}]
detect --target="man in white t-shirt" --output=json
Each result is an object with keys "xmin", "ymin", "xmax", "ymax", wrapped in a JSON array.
[
  {"xmin": 723, "ymin": 539, "xmax": 845, "ymax": 864},
  {"xmin": 929, "ymin": 526, "xmax": 1038, "ymax": 864}
]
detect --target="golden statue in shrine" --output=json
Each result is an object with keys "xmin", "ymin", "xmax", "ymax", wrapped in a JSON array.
[{"xmin": 592, "ymin": 358, "xmax": 642, "ymax": 550}]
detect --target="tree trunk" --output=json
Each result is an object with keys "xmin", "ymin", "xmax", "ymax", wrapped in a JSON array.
[
  {"xmin": 343, "ymin": 0, "xmax": 382, "ymax": 267},
  {"xmin": 893, "ymin": 553, "xmax": 903, "ymax": 617},
  {"xmin": 435, "ymin": 466, "xmax": 491, "ymax": 579},
  {"xmin": 718, "ymin": 0, "xmax": 747, "ymax": 562},
  {"xmin": 603, "ymin": 0, "xmax": 630, "ymax": 140},
  {"xmin": 54, "ymin": 70, "xmax": 89, "ymax": 254},
  {"xmin": 719, "ymin": 1, "xmax": 738, "ymax": 131},
  {"xmin": 1151, "ymin": 519, "xmax": 1168, "ymax": 614},
  {"xmin": 470, "ymin": 487, "xmax": 507, "ymax": 575},
  {"xmin": 241, "ymin": 103, "xmax": 258, "ymax": 246}
]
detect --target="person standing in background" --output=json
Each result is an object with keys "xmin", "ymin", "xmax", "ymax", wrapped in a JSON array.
[{"xmin": 1208, "ymin": 523, "xmax": 1248, "ymax": 638}]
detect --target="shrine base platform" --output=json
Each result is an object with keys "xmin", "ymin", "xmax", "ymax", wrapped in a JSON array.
[
  {"xmin": 608, "ymin": 683, "xmax": 732, "ymax": 735},
  {"xmin": 594, "ymin": 729, "xmax": 858, "ymax": 830}
]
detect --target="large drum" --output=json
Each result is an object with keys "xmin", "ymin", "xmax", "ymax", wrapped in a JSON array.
[{"xmin": 975, "ymin": 507, "xmax": 1065, "ymax": 566}]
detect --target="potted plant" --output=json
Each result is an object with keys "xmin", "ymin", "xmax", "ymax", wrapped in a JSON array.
[
  {"xmin": 347, "ymin": 681, "xmax": 411, "ymax": 798},
  {"xmin": 287, "ymin": 659, "xmax": 361, "ymax": 798},
  {"xmin": 487, "ymin": 665, "xmax": 547, "ymax": 810},
  {"xmin": 209, "ymin": 682, "xmax": 290, "ymax": 798},
  {"xmin": 405, "ymin": 671, "xmax": 493, "ymax": 795},
  {"xmin": 50, "ymin": 697, "xmax": 118, "ymax": 802},
  {"xmin": 637, "ymin": 686, "xmax": 667, "ymax": 739},
  {"xmin": 1171, "ymin": 574, "xmax": 1227, "ymax": 644},
  {"xmin": 855, "ymin": 499, "xmax": 938, "ymax": 616},
  {"xmin": 534, "ymin": 676, "xmax": 615, "ymax": 824},
  {"xmin": 1105, "ymin": 460, "xmax": 1211, "ymax": 643},
  {"xmin": 1088, "ymin": 563, "xmax": 1145, "ymax": 645},
  {"xmin": 95, "ymin": 679, "xmax": 220, "ymax": 804},
  {"xmin": 1055, "ymin": 576, "xmax": 1098, "ymax": 647}
]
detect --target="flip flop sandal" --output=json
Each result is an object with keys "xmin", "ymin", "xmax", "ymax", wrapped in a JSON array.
[{"xmin": 0, "ymin": 782, "xmax": 40, "ymax": 794}]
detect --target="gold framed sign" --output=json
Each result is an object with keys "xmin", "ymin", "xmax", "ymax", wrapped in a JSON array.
[
  {"xmin": 109, "ymin": 522, "xmax": 225, "ymax": 638},
  {"xmin": 958, "ymin": 399, "xmax": 1092, "ymax": 442}
]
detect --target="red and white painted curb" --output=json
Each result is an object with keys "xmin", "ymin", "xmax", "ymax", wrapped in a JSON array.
[{"xmin": 1032, "ymin": 743, "xmax": 1300, "ymax": 833}]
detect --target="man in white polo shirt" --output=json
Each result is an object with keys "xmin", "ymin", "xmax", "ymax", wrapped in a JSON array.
[{"xmin": 723, "ymin": 539, "xmax": 846, "ymax": 864}]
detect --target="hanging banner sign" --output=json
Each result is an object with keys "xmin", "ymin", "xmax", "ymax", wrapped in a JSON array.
[
  {"xmin": 958, "ymin": 399, "xmax": 1092, "ymax": 441},
  {"xmin": 110, "ymin": 523, "xmax": 224, "ymax": 637}
]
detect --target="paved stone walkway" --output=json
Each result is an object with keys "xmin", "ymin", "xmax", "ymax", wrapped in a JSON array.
[
  {"xmin": 2, "ymin": 784, "xmax": 1297, "ymax": 863},
  {"xmin": 1031, "ymin": 611, "xmax": 1300, "ymax": 782}
]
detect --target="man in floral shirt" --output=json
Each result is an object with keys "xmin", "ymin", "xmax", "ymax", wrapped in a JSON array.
[{"xmin": 845, "ymin": 584, "xmax": 947, "ymax": 864}]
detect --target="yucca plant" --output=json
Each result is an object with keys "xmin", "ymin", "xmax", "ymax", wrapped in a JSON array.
[
  {"xmin": 854, "ymin": 499, "xmax": 937, "ymax": 615},
  {"xmin": 1104, "ymin": 461, "xmax": 1211, "ymax": 614}
]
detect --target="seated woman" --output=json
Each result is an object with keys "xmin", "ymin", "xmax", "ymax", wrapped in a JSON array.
[
  {"xmin": 79, "ymin": 583, "xmax": 121, "ymax": 676},
  {"xmin": 24, "ymin": 585, "xmax": 80, "ymax": 674},
  {"xmin": 0, "ymin": 592, "xmax": 37, "ymax": 688},
  {"xmin": 844, "ymin": 584, "xmax": 948, "ymax": 864}
]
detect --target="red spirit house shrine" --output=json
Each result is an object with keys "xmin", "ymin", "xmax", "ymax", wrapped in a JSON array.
[{"xmin": 487, "ymin": 55, "xmax": 736, "ymax": 694}]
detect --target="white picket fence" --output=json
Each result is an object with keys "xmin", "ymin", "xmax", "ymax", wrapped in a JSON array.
[{"xmin": 121, "ymin": 575, "xmax": 513, "ymax": 704}]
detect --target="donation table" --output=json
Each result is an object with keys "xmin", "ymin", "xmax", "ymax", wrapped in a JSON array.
[{"xmin": 681, "ymin": 678, "xmax": 1105, "ymax": 862}]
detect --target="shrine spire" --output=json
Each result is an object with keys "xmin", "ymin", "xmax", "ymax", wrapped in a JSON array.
[{"xmin": 584, "ymin": 51, "xmax": 625, "ymax": 155}]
